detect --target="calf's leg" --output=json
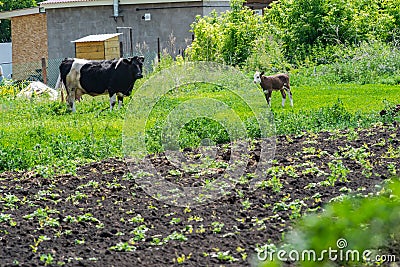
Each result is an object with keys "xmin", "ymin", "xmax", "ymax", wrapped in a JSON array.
[
  {"xmin": 280, "ymin": 89, "xmax": 286, "ymax": 107},
  {"xmin": 265, "ymin": 90, "xmax": 272, "ymax": 106},
  {"xmin": 288, "ymin": 89, "xmax": 293, "ymax": 107},
  {"xmin": 284, "ymin": 80, "xmax": 293, "ymax": 107},
  {"xmin": 283, "ymin": 84, "xmax": 293, "ymax": 107}
]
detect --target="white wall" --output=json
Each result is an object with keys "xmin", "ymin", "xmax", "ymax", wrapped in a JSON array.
[{"xmin": 0, "ymin": 43, "xmax": 12, "ymax": 78}]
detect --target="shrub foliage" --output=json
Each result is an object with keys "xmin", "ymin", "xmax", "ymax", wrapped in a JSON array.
[{"xmin": 187, "ymin": 0, "xmax": 400, "ymax": 81}]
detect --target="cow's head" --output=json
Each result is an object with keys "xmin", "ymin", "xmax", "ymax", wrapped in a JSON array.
[
  {"xmin": 115, "ymin": 56, "xmax": 145, "ymax": 96},
  {"xmin": 125, "ymin": 56, "xmax": 144, "ymax": 80},
  {"xmin": 253, "ymin": 71, "xmax": 264, "ymax": 84}
]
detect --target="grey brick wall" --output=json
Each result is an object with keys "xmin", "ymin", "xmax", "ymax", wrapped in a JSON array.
[{"xmin": 46, "ymin": 2, "xmax": 229, "ymax": 60}]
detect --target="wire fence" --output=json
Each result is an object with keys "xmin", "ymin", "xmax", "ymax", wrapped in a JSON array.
[
  {"xmin": 11, "ymin": 58, "xmax": 63, "ymax": 88},
  {"xmin": 7, "ymin": 51, "xmax": 158, "ymax": 89},
  {"xmin": 2, "ymin": 33, "xmax": 190, "ymax": 89}
]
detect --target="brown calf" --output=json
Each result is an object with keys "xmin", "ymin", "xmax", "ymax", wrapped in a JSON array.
[{"xmin": 253, "ymin": 71, "xmax": 293, "ymax": 107}]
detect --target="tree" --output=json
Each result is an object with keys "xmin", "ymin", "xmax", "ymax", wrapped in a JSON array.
[
  {"xmin": 266, "ymin": 0, "xmax": 396, "ymax": 62},
  {"xmin": 0, "ymin": 0, "xmax": 37, "ymax": 42},
  {"xmin": 186, "ymin": 0, "xmax": 267, "ymax": 66}
]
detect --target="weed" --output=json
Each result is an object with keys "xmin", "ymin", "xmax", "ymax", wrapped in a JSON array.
[
  {"xmin": 130, "ymin": 225, "xmax": 149, "ymax": 241},
  {"xmin": 164, "ymin": 231, "xmax": 188, "ymax": 242},
  {"xmin": 1, "ymin": 194, "xmax": 20, "ymax": 210},
  {"xmin": 182, "ymin": 224, "xmax": 193, "ymax": 234},
  {"xmin": 210, "ymin": 250, "xmax": 238, "ymax": 262},
  {"xmin": 169, "ymin": 217, "xmax": 182, "ymax": 225},
  {"xmin": 44, "ymin": 217, "xmax": 60, "ymax": 228},
  {"xmin": 109, "ymin": 242, "xmax": 136, "ymax": 252},
  {"xmin": 74, "ymin": 239, "xmax": 85, "ymax": 245},
  {"xmin": 76, "ymin": 213, "xmax": 100, "ymax": 224},
  {"xmin": 387, "ymin": 163, "xmax": 397, "ymax": 176},
  {"xmin": 129, "ymin": 214, "xmax": 144, "ymax": 224},
  {"xmin": 188, "ymin": 215, "xmax": 203, "ymax": 222},
  {"xmin": 211, "ymin": 221, "xmax": 225, "ymax": 234},
  {"xmin": 30, "ymin": 235, "xmax": 50, "ymax": 253},
  {"xmin": 150, "ymin": 236, "xmax": 164, "ymax": 246},
  {"xmin": 67, "ymin": 191, "xmax": 88, "ymax": 204},
  {"xmin": 323, "ymin": 160, "xmax": 350, "ymax": 186},
  {"xmin": 195, "ymin": 225, "xmax": 206, "ymax": 234},
  {"xmin": 40, "ymin": 253, "xmax": 54, "ymax": 266},
  {"xmin": 268, "ymin": 176, "xmax": 283, "ymax": 193},
  {"xmin": 0, "ymin": 213, "xmax": 12, "ymax": 223},
  {"xmin": 106, "ymin": 180, "xmax": 125, "ymax": 190},
  {"xmin": 77, "ymin": 180, "xmax": 99, "ymax": 189},
  {"xmin": 176, "ymin": 253, "xmax": 192, "ymax": 264},
  {"xmin": 241, "ymin": 198, "xmax": 252, "ymax": 210}
]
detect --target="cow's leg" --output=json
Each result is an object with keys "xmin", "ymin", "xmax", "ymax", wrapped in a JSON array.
[
  {"xmin": 109, "ymin": 94, "xmax": 117, "ymax": 111},
  {"xmin": 265, "ymin": 90, "xmax": 272, "ymax": 106},
  {"xmin": 117, "ymin": 96, "xmax": 123, "ymax": 109},
  {"xmin": 280, "ymin": 89, "xmax": 286, "ymax": 107},
  {"xmin": 55, "ymin": 74, "xmax": 65, "ymax": 102},
  {"xmin": 65, "ymin": 81, "xmax": 76, "ymax": 112},
  {"xmin": 67, "ymin": 88, "xmax": 76, "ymax": 112}
]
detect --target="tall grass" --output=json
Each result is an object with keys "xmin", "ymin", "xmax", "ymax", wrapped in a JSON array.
[
  {"xmin": 273, "ymin": 100, "xmax": 384, "ymax": 135},
  {"xmin": 0, "ymin": 97, "xmax": 123, "ymax": 173},
  {"xmin": 291, "ymin": 41, "xmax": 400, "ymax": 86}
]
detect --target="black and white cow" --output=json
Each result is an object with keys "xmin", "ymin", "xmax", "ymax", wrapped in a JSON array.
[{"xmin": 57, "ymin": 56, "xmax": 144, "ymax": 112}]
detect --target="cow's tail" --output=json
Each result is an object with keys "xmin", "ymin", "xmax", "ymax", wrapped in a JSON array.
[{"xmin": 54, "ymin": 74, "xmax": 65, "ymax": 102}]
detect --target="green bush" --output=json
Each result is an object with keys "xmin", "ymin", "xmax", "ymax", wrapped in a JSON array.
[
  {"xmin": 291, "ymin": 41, "xmax": 400, "ymax": 85},
  {"xmin": 186, "ymin": 0, "xmax": 286, "ymax": 69},
  {"xmin": 266, "ymin": 0, "xmax": 397, "ymax": 63},
  {"xmin": 258, "ymin": 179, "xmax": 400, "ymax": 267}
]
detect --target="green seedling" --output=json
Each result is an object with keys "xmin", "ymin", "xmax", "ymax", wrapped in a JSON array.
[
  {"xmin": 164, "ymin": 231, "xmax": 188, "ymax": 242},
  {"xmin": 211, "ymin": 250, "xmax": 238, "ymax": 262},
  {"xmin": 109, "ymin": 242, "xmax": 136, "ymax": 252},
  {"xmin": 211, "ymin": 221, "xmax": 225, "ymax": 234},
  {"xmin": 30, "ymin": 235, "xmax": 50, "ymax": 253},
  {"xmin": 176, "ymin": 253, "xmax": 192, "ymax": 264},
  {"xmin": 40, "ymin": 253, "xmax": 54, "ymax": 266}
]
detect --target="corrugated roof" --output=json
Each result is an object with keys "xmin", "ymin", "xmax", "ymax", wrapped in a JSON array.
[
  {"xmin": 71, "ymin": 33, "xmax": 123, "ymax": 43},
  {"xmin": 40, "ymin": 0, "xmax": 97, "ymax": 5},
  {"xmin": 0, "ymin": 7, "xmax": 41, "ymax": 19},
  {"xmin": 39, "ymin": 0, "xmax": 204, "ymax": 9}
]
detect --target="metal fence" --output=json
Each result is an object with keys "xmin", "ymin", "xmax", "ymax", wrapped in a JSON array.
[
  {"xmin": 9, "ymin": 51, "xmax": 158, "ymax": 89},
  {"xmin": 11, "ymin": 58, "xmax": 63, "ymax": 88}
]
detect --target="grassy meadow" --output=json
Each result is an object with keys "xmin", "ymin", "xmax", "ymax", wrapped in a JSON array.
[
  {"xmin": 272, "ymin": 83, "xmax": 400, "ymax": 113},
  {"xmin": 0, "ymin": 76, "xmax": 399, "ymax": 174}
]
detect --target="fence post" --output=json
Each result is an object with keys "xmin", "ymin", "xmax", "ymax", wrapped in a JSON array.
[
  {"xmin": 41, "ymin": 58, "xmax": 47, "ymax": 84},
  {"xmin": 157, "ymin": 37, "xmax": 161, "ymax": 63},
  {"xmin": 129, "ymin": 27, "xmax": 133, "ymax": 57}
]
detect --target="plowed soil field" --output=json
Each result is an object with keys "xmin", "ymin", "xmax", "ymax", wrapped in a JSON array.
[{"xmin": 0, "ymin": 123, "xmax": 399, "ymax": 266}]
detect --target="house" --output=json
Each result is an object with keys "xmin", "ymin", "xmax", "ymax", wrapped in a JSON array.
[
  {"xmin": 245, "ymin": 0, "xmax": 274, "ymax": 15},
  {"xmin": 0, "ymin": 0, "xmax": 272, "ymax": 85},
  {"xmin": 0, "ymin": 7, "xmax": 47, "ymax": 81},
  {"xmin": 0, "ymin": 42, "xmax": 12, "ymax": 78},
  {"xmin": 40, "ymin": 0, "xmax": 235, "ymax": 60}
]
